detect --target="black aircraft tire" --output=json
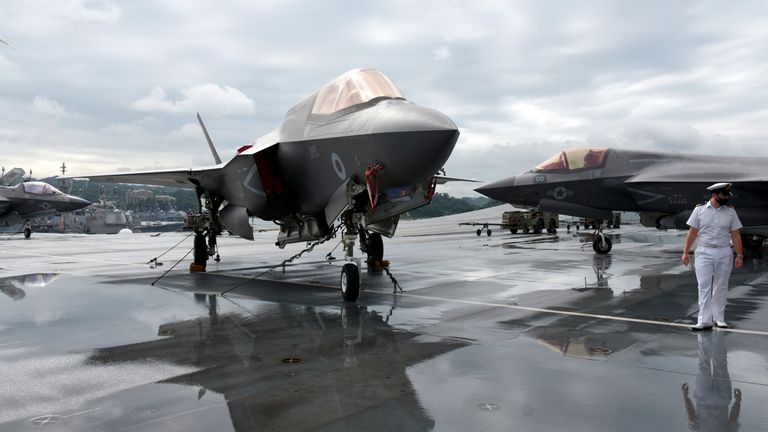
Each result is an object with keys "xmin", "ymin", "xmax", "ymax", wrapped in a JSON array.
[
  {"xmin": 476, "ymin": 229, "xmax": 482, "ymax": 236},
  {"xmin": 487, "ymin": 229, "xmax": 492, "ymax": 237},
  {"xmin": 340, "ymin": 264, "xmax": 360, "ymax": 302},
  {"xmin": 367, "ymin": 232, "xmax": 384, "ymax": 261},
  {"xmin": 24, "ymin": 228, "xmax": 31, "ymax": 239},
  {"xmin": 593, "ymin": 236, "xmax": 612, "ymax": 254},
  {"xmin": 510, "ymin": 229, "xmax": 518, "ymax": 234}
]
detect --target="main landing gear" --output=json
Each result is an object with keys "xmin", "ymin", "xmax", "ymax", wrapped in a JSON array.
[{"xmin": 189, "ymin": 192, "xmax": 222, "ymax": 272}]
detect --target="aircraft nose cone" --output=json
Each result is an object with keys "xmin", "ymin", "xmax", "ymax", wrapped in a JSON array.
[
  {"xmin": 69, "ymin": 196, "xmax": 92, "ymax": 211},
  {"xmin": 370, "ymin": 101, "xmax": 459, "ymax": 186},
  {"xmin": 475, "ymin": 176, "xmax": 517, "ymax": 202}
]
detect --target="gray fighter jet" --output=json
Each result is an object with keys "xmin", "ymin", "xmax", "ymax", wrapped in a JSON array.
[
  {"xmin": 476, "ymin": 147, "xmax": 768, "ymax": 254},
  {"xmin": 0, "ymin": 170, "xmax": 92, "ymax": 238},
  {"xmin": 69, "ymin": 69, "xmax": 459, "ymax": 300}
]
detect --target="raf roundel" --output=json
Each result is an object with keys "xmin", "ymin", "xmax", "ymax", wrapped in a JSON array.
[{"xmin": 331, "ymin": 153, "xmax": 347, "ymax": 180}]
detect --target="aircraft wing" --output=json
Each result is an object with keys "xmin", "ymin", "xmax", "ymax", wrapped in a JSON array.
[
  {"xmin": 626, "ymin": 163, "xmax": 767, "ymax": 183},
  {"xmin": 433, "ymin": 175, "xmax": 482, "ymax": 185},
  {"xmin": 65, "ymin": 166, "xmax": 223, "ymax": 189}
]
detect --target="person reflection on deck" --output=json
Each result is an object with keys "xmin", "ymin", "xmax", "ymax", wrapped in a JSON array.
[{"xmin": 681, "ymin": 331, "xmax": 742, "ymax": 431}]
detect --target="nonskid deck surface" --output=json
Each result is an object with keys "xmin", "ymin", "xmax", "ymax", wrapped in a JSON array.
[{"xmin": 2, "ymin": 206, "xmax": 768, "ymax": 431}]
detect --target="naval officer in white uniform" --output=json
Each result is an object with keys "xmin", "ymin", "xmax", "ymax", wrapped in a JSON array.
[{"xmin": 682, "ymin": 183, "xmax": 743, "ymax": 331}]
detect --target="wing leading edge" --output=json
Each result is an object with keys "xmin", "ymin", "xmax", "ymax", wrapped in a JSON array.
[{"xmin": 65, "ymin": 166, "xmax": 223, "ymax": 189}]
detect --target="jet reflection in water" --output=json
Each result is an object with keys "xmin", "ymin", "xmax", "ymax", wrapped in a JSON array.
[
  {"xmin": 0, "ymin": 273, "xmax": 60, "ymax": 300},
  {"xmin": 570, "ymin": 255, "xmax": 613, "ymax": 291},
  {"xmin": 682, "ymin": 332, "xmax": 742, "ymax": 432},
  {"xmin": 88, "ymin": 294, "xmax": 467, "ymax": 431}
]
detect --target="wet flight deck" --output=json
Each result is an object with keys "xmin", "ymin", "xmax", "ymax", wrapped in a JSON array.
[{"xmin": 2, "ymin": 207, "xmax": 767, "ymax": 431}]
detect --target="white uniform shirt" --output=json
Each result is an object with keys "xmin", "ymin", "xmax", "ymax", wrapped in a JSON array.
[{"xmin": 686, "ymin": 201, "xmax": 743, "ymax": 248}]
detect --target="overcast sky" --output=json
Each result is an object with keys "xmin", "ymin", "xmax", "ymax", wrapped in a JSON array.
[{"xmin": 1, "ymin": 0, "xmax": 767, "ymax": 196}]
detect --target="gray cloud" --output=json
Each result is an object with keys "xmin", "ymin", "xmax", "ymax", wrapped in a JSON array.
[
  {"xmin": 131, "ymin": 84, "xmax": 256, "ymax": 115},
  {"xmin": 0, "ymin": 0, "xmax": 767, "ymax": 195}
]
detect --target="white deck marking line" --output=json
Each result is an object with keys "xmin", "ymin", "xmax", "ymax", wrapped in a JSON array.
[
  {"xmin": 188, "ymin": 273, "xmax": 768, "ymax": 336},
  {"xmin": 393, "ymin": 292, "xmax": 768, "ymax": 337}
]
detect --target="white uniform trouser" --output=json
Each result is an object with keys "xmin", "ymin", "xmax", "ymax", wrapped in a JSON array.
[{"xmin": 694, "ymin": 246, "xmax": 733, "ymax": 325}]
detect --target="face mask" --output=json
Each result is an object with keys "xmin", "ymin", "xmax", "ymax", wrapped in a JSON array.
[{"xmin": 716, "ymin": 197, "xmax": 730, "ymax": 206}]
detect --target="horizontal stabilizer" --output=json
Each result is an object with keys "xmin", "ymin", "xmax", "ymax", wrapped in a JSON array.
[{"xmin": 220, "ymin": 204, "xmax": 254, "ymax": 240}]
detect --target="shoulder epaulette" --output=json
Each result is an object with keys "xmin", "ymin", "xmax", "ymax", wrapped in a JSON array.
[
  {"xmin": 695, "ymin": 203, "xmax": 703, "ymax": 207},
  {"xmin": 728, "ymin": 205, "xmax": 735, "ymax": 209}
]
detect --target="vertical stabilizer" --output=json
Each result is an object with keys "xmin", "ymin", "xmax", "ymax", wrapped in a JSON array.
[
  {"xmin": 0, "ymin": 168, "xmax": 25, "ymax": 186},
  {"xmin": 197, "ymin": 112, "xmax": 222, "ymax": 164}
]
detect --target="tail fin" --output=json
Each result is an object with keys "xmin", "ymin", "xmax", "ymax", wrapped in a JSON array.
[
  {"xmin": 0, "ymin": 37, "xmax": 14, "ymax": 49},
  {"xmin": 196, "ymin": 112, "xmax": 222, "ymax": 164},
  {"xmin": 0, "ymin": 168, "xmax": 25, "ymax": 186}
]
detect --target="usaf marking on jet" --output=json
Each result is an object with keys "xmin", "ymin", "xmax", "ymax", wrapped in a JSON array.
[
  {"xmin": 1, "ymin": 169, "xmax": 91, "ymax": 238},
  {"xmin": 69, "ymin": 69, "xmax": 459, "ymax": 300},
  {"xmin": 476, "ymin": 147, "xmax": 768, "ymax": 254}
]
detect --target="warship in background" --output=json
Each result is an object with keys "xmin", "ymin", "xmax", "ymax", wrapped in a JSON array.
[
  {"xmin": 9, "ymin": 163, "xmax": 184, "ymax": 235},
  {"xmin": 31, "ymin": 165, "xmax": 131, "ymax": 234}
]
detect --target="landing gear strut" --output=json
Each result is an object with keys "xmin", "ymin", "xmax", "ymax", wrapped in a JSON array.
[
  {"xmin": 190, "ymin": 191, "xmax": 223, "ymax": 272},
  {"xmin": 339, "ymin": 210, "xmax": 363, "ymax": 301},
  {"xmin": 360, "ymin": 231, "xmax": 384, "ymax": 270},
  {"xmin": 337, "ymin": 207, "xmax": 397, "ymax": 301}
]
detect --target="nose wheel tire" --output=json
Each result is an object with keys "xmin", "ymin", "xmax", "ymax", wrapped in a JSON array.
[
  {"xmin": 340, "ymin": 263, "xmax": 360, "ymax": 301},
  {"xmin": 24, "ymin": 228, "xmax": 32, "ymax": 239},
  {"xmin": 593, "ymin": 236, "xmax": 612, "ymax": 254}
]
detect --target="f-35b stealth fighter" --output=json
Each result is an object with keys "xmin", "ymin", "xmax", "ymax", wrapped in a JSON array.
[
  {"xmin": 1, "ymin": 169, "xmax": 91, "ymax": 238},
  {"xmin": 70, "ymin": 69, "xmax": 460, "ymax": 300},
  {"xmin": 476, "ymin": 147, "xmax": 768, "ymax": 254}
]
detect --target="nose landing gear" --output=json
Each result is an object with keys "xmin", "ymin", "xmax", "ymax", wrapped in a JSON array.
[
  {"xmin": 340, "ymin": 263, "xmax": 360, "ymax": 301},
  {"xmin": 592, "ymin": 223, "xmax": 612, "ymax": 254}
]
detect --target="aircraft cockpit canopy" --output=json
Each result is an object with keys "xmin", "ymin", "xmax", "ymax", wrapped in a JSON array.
[
  {"xmin": 21, "ymin": 182, "xmax": 63, "ymax": 195},
  {"xmin": 312, "ymin": 69, "xmax": 404, "ymax": 115},
  {"xmin": 533, "ymin": 147, "xmax": 609, "ymax": 172}
]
